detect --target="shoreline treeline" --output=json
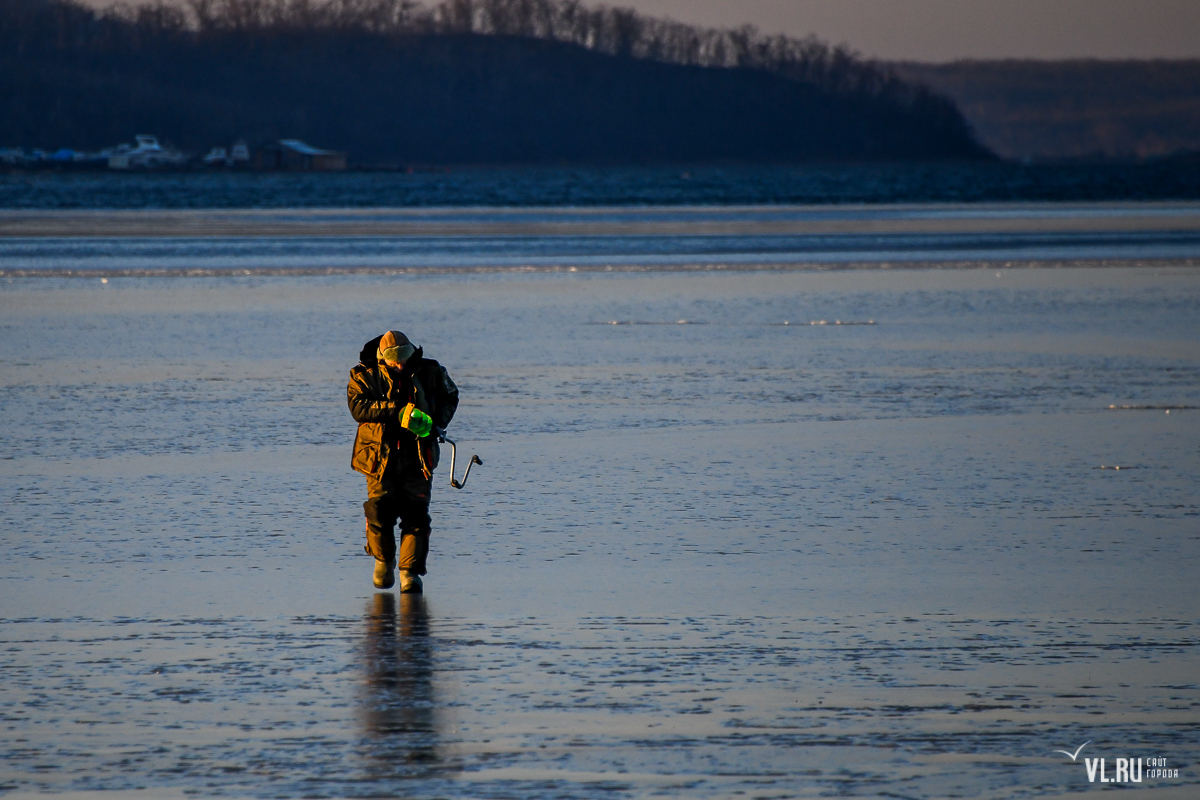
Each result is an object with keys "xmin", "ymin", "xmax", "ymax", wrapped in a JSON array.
[{"xmin": 2, "ymin": 0, "xmax": 991, "ymax": 163}]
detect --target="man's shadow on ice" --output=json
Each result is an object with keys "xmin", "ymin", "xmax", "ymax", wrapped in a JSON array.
[{"xmin": 360, "ymin": 592, "xmax": 438, "ymax": 775}]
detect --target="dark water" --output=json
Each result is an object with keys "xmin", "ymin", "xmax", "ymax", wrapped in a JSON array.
[{"xmin": 3, "ymin": 161, "xmax": 1200, "ymax": 209}]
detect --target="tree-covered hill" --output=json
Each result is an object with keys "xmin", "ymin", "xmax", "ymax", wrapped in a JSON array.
[{"xmin": 1, "ymin": 0, "xmax": 991, "ymax": 164}]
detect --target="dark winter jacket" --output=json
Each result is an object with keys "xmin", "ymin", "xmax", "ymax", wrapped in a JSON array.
[{"xmin": 348, "ymin": 335, "xmax": 459, "ymax": 479}]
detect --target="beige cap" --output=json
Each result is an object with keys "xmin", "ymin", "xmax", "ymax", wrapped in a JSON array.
[{"xmin": 378, "ymin": 330, "xmax": 415, "ymax": 364}]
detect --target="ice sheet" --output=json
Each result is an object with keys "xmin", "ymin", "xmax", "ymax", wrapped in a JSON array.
[{"xmin": 1, "ymin": 265, "xmax": 1198, "ymax": 797}]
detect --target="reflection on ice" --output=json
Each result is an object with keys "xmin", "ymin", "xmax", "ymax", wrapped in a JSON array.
[{"xmin": 359, "ymin": 594, "xmax": 438, "ymax": 775}]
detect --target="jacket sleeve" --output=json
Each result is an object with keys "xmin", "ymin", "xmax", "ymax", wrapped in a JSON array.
[
  {"xmin": 432, "ymin": 365, "xmax": 459, "ymax": 429},
  {"xmin": 347, "ymin": 370, "xmax": 398, "ymax": 423}
]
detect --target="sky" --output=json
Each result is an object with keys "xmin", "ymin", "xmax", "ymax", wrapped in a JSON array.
[{"xmin": 625, "ymin": 0, "xmax": 1200, "ymax": 61}]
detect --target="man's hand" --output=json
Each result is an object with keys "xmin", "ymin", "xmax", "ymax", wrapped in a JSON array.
[{"xmin": 400, "ymin": 403, "xmax": 434, "ymax": 438}]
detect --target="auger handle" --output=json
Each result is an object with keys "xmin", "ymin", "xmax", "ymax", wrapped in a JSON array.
[{"xmin": 438, "ymin": 434, "xmax": 483, "ymax": 489}]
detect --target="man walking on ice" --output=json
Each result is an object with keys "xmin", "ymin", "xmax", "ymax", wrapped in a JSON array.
[{"xmin": 348, "ymin": 330, "xmax": 459, "ymax": 592}]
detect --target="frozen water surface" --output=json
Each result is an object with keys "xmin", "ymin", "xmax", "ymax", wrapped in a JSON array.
[
  {"xmin": 3, "ymin": 202, "xmax": 1200, "ymax": 275},
  {"xmin": 1, "ymin": 223, "xmax": 1199, "ymax": 797}
]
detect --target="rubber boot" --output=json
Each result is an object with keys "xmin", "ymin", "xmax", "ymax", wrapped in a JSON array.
[
  {"xmin": 373, "ymin": 559, "xmax": 395, "ymax": 590},
  {"xmin": 398, "ymin": 532, "xmax": 429, "ymax": 575},
  {"xmin": 398, "ymin": 570, "xmax": 423, "ymax": 594}
]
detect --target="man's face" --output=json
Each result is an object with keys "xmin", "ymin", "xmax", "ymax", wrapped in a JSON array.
[{"xmin": 386, "ymin": 359, "xmax": 410, "ymax": 381}]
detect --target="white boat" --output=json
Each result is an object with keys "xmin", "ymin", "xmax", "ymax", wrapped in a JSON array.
[
  {"xmin": 201, "ymin": 141, "xmax": 252, "ymax": 168},
  {"xmin": 202, "ymin": 146, "xmax": 228, "ymax": 166},
  {"xmin": 108, "ymin": 135, "xmax": 188, "ymax": 169}
]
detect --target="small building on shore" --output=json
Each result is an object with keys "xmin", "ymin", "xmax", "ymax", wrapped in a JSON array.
[{"xmin": 256, "ymin": 140, "xmax": 347, "ymax": 171}]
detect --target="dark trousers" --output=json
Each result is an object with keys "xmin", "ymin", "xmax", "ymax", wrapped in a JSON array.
[{"xmin": 363, "ymin": 459, "xmax": 432, "ymax": 574}]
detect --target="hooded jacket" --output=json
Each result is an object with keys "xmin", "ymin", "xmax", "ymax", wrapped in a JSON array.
[{"xmin": 348, "ymin": 335, "xmax": 459, "ymax": 479}]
